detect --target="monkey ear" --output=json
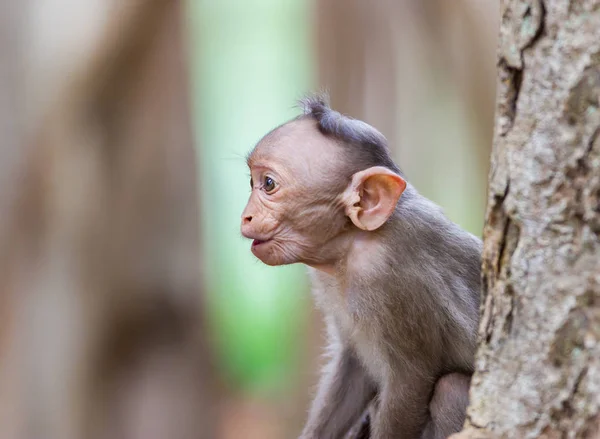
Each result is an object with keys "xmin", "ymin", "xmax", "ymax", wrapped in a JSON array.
[{"xmin": 342, "ymin": 166, "xmax": 406, "ymax": 231}]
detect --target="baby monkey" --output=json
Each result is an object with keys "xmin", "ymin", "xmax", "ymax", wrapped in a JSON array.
[{"xmin": 241, "ymin": 95, "xmax": 482, "ymax": 439}]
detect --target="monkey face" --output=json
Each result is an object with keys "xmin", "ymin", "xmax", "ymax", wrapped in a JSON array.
[
  {"xmin": 240, "ymin": 164, "xmax": 288, "ymax": 265},
  {"xmin": 241, "ymin": 120, "xmax": 350, "ymax": 267},
  {"xmin": 240, "ymin": 116, "xmax": 407, "ymax": 269},
  {"xmin": 241, "ymin": 160, "xmax": 348, "ymax": 267}
]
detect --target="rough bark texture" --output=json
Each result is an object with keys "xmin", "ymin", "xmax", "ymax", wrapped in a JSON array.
[{"xmin": 454, "ymin": 1, "xmax": 600, "ymax": 438}]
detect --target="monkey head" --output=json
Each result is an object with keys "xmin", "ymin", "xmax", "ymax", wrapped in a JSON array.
[{"xmin": 240, "ymin": 96, "xmax": 406, "ymax": 270}]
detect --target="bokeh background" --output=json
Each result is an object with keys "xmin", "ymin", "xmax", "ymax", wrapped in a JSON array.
[{"xmin": 0, "ymin": 1, "xmax": 498, "ymax": 438}]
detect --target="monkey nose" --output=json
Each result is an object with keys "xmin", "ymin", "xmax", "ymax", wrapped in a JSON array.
[{"xmin": 240, "ymin": 215, "xmax": 254, "ymax": 239}]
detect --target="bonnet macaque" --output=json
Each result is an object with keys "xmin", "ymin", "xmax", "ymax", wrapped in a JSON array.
[{"xmin": 240, "ymin": 95, "xmax": 482, "ymax": 439}]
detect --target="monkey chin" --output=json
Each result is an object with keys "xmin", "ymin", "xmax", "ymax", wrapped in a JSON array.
[
  {"xmin": 250, "ymin": 240, "xmax": 294, "ymax": 267},
  {"xmin": 250, "ymin": 240, "xmax": 278, "ymax": 265}
]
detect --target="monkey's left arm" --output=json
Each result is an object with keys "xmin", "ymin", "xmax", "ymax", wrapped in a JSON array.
[
  {"xmin": 370, "ymin": 372, "xmax": 433, "ymax": 439},
  {"xmin": 300, "ymin": 343, "xmax": 376, "ymax": 439}
]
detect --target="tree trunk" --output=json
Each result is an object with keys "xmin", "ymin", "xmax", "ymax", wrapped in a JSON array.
[{"xmin": 455, "ymin": 1, "xmax": 600, "ymax": 437}]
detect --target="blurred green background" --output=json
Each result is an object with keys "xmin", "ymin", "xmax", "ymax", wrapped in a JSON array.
[{"xmin": 189, "ymin": 0, "xmax": 312, "ymax": 395}]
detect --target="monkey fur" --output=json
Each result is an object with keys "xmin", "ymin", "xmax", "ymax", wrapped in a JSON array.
[{"xmin": 241, "ymin": 94, "xmax": 481, "ymax": 439}]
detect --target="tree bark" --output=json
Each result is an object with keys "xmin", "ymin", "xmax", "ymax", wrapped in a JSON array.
[{"xmin": 455, "ymin": 1, "xmax": 600, "ymax": 437}]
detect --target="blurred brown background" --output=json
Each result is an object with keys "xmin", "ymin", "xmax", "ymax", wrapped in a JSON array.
[{"xmin": 0, "ymin": 1, "xmax": 498, "ymax": 438}]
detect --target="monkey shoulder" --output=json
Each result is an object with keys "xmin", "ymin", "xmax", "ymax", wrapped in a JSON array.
[{"xmin": 395, "ymin": 196, "xmax": 482, "ymax": 283}]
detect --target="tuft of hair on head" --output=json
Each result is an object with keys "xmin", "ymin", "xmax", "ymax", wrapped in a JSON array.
[
  {"xmin": 297, "ymin": 92, "xmax": 401, "ymax": 174},
  {"xmin": 298, "ymin": 91, "xmax": 331, "ymax": 119}
]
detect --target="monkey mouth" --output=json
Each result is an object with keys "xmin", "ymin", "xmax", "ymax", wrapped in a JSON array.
[{"xmin": 252, "ymin": 239, "xmax": 270, "ymax": 247}]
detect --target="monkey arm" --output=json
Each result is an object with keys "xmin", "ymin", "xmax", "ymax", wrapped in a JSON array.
[
  {"xmin": 370, "ymin": 371, "xmax": 433, "ymax": 439},
  {"xmin": 300, "ymin": 345, "xmax": 376, "ymax": 439}
]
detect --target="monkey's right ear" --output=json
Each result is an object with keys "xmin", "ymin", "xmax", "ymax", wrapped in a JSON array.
[{"xmin": 342, "ymin": 167, "xmax": 406, "ymax": 231}]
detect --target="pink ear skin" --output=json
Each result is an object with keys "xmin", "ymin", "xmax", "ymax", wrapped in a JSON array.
[{"xmin": 342, "ymin": 166, "xmax": 407, "ymax": 231}]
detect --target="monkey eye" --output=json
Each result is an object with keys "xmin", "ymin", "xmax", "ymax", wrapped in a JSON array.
[
  {"xmin": 250, "ymin": 177, "xmax": 253, "ymax": 188},
  {"xmin": 264, "ymin": 176, "xmax": 276, "ymax": 193}
]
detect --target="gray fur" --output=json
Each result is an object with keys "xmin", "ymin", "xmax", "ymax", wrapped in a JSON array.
[
  {"xmin": 421, "ymin": 374, "xmax": 471, "ymax": 439},
  {"xmin": 301, "ymin": 317, "xmax": 377, "ymax": 439},
  {"xmin": 296, "ymin": 96, "xmax": 482, "ymax": 439},
  {"xmin": 301, "ymin": 183, "xmax": 481, "ymax": 438}
]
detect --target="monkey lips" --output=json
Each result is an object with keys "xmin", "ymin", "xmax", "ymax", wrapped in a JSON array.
[
  {"xmin": 252, "ymin": 239, "xmax": 268, "ymax": 247},
  {"xmin": 251, "ymin": 238, "xmax": 271, "ymax": 251},
  {"xmin": 249, "ymin": 238, "xmax": 276, "ymax": 264},
  {"xmin": 240, "ymin": 226, "xmax": 272, "ymax": 260}
]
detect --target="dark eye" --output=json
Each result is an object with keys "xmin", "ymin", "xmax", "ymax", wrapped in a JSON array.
[
  {"xmin": 250, "ymin": 177, "xmax": 253, "ymax": 188},
  {"xmin": 264, "ymin": 176, "xmax": 276, "ymax": 193}
]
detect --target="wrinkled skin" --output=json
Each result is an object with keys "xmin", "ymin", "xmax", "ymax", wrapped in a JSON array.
[{"xmin": 241, "ymin": 119, "xmax": 352, "ymax": 269}]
